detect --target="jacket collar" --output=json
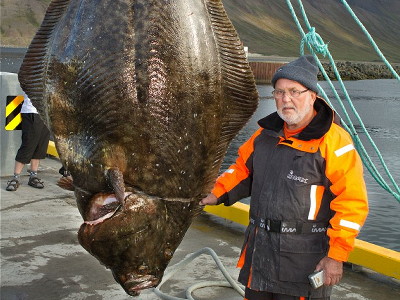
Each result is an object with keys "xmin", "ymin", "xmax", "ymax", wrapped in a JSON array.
[{"xmin": 257, "ymin": 97, "xmax": 334, "ymax": 141}]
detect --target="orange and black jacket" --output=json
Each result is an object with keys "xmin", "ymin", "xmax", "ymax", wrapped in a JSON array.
[{"xmin": 211, "ymin": 98, "xmax": 368, "ymax": 297}]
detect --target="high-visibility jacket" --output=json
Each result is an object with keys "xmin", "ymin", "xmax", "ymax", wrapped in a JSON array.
[{"xmin": 211, "ymin": 98, "xmax": 368, "ymax": 297}]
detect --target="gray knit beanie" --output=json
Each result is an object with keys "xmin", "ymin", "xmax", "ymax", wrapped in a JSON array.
[{"xmin": 271, "ymin": 55, "xmax": 319, "ymax": 93}]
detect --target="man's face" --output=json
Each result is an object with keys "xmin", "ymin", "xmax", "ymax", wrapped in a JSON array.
[{"xmin": 274, "ymin": 78, "xmax": 316, "ymax": 129}]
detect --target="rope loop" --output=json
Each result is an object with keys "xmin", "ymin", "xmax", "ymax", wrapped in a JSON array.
[{"xmin": 301, "ymin": 27, "xmax": 329, "ymax": 57}]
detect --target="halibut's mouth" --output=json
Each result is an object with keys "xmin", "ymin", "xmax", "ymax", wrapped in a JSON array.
[{"xmin": 113, "ymin": 272, "xmax": 160, "ymax": 296}]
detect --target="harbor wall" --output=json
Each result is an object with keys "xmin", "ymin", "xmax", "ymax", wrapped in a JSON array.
[
  {"xmin": 249, "ymin": 60, "xmax": 400, "ymax": 84},
  {"xmin": 248, "ymin": 62, "xmax": 285, "ymax": 84},
  {"xmin": 319, "ymin": 61, "xmax": 400, "ymax": 81}
]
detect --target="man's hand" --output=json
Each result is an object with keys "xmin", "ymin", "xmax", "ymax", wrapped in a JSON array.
[
  {"xmin": 315, "ymin": 256, "xmax": 343, "ymax": 286},
  {"xmin": 199, "ymin": 193, "xmax": 218, "ymax": 206}
]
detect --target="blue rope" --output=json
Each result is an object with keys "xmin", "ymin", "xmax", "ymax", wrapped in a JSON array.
[
  {"xmin": 339, "ymin": 0, "xmax": 400, "ymax": 81},
  {"xmin": 300, "ymin": 28, "xmax": 329, "ymax": 57},
  {"xmin": 285, "ymin": 0, "xmax": 400, "ymax": 202}
]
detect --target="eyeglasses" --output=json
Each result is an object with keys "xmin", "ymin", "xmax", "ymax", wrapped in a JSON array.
[{"xmin": 272, "ymin": 89, "xmax": 309, "ymax": 98}]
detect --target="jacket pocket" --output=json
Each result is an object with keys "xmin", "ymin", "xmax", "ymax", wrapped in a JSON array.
[{"xmin": 279, "ymin": 234, "xmax": 327, "ymax": 283}]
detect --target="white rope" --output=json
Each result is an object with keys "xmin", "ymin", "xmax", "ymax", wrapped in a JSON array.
[{"xmin": 153, "ymin": 247, "xmax": 245, "ymax": 300}]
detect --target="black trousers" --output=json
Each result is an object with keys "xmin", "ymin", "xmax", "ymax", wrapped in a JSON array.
[
  {"xmin": 244, "ymin": 288, "xmax": 330, "ymax": 300},
  {"xmin": 15, "ymin": 113, "xmax": 50, "ymax": 164}
]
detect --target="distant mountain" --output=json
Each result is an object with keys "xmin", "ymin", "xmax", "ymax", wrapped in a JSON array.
[
  {"xmin": 222, "ymin": 0, "xmax": 400, "ymax": 62},
  {"xmin": 0, "ymin": 0, "xmax": 51, "ymax": 47},
  {"xmin": 1, "ymin": 0, "xmax": 399, "ymax": 62}
]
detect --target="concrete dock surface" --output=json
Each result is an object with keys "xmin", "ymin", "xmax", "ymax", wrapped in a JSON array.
[{"xmin": 1, "ymin": 157, "xmax": 399, "ymax": 300}]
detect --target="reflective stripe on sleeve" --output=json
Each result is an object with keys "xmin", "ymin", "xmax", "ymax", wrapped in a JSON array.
[
  {"xmin": 217, "ymin": 168, "xmax": 235, "ymax": 180},
  {"xmin": 308, "ymin": 185, "xmax": 317, "ymax": 220},
  {"xmin": 340, "ymin": 219, "xmax": 361, "ymax": 231},
  {"xmin": 334, "ymin": 144, "xmax": 355, "ymax": 157}
]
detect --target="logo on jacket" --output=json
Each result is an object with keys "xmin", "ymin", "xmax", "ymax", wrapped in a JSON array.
[
  {"xmin": 281, "ymin": 227, "xmax": 297, "ymax": 233},
  {"xmin": 287, "ymin": 170, "xmax": 309, "ymax": 183},
  {"xmin": 311, "ymin": 224, "xmax": 327, "ymax": 233}
]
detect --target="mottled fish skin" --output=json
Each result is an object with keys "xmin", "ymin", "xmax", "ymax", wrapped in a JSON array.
[
  {"xmin": 19, "ymin": 0, "xmax": 258, "ymax": 296},
  {"xmin": 78, "ymin": 191, "xmax": 196, "ymax": 296}
]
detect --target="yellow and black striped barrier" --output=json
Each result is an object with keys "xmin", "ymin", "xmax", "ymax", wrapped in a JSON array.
[{"xmin": 5, "ymin": 95, "xmax": 24, "ymax": 130}]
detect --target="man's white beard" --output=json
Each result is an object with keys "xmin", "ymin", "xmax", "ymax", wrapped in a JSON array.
[{"xmin": 277, "ymin": 104, "xmax": 312, "ymax": 126}]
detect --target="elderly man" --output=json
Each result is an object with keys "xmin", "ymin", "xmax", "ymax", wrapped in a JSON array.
[{"xmin": 200, "ymin": 55, "xmax": 369, "ymax": 300}]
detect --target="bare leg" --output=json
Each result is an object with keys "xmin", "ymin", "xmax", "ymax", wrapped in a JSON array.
[
  {"xmin": 14, "ymin": 161, "xmax": 25, "ymax": 175},
  {"xmin": 29, "ymin": 159, "xmax": 40, "ymax": 172}
]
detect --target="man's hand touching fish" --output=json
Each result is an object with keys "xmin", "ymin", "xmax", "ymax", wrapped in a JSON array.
[{"xmin": 199, "ymin": 194, "xmax": 218, "ymax": 206}]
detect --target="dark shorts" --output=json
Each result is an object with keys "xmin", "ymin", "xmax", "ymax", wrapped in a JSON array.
[
  {"xmin": 244, "ymin": 288, "xmax": 330, "ymax": 300},
  {"xmin": 15, "ymin": 113, "xmax": 50, "ymax": 164}
]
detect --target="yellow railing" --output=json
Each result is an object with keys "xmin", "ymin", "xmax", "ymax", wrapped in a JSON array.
[
  {"xmin": 47, "ymin": 141, "xmax": 59, "ymax": 157},
  {"xmin": 204, "ymin": 203, "xmax": 400, "ymax": 279}
]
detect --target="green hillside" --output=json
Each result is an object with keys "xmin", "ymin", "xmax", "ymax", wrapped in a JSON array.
[
  {"xmin": 222, "ymin": 0, "xmax": 400, "ymax": 62},
  {"xmin": 1, "ymin": 0, "xmax": 399, "ymax": 62},
  {"xmin": 0, "ymin": 0, "xmax": 52, "ymax": 47}
]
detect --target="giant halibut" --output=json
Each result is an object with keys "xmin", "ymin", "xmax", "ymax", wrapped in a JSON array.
[{"xmin": 18, "ymin": 0, "xmax": 258, "ymax": 296}]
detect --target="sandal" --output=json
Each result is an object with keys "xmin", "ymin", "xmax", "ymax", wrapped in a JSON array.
[
  {"xmin": 28, "ymin": 176, "xmax": 44, "ymax": 189},
  {"xmin": 6, "ymin": 178, "xmax": 20, "ymax": 191}
]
